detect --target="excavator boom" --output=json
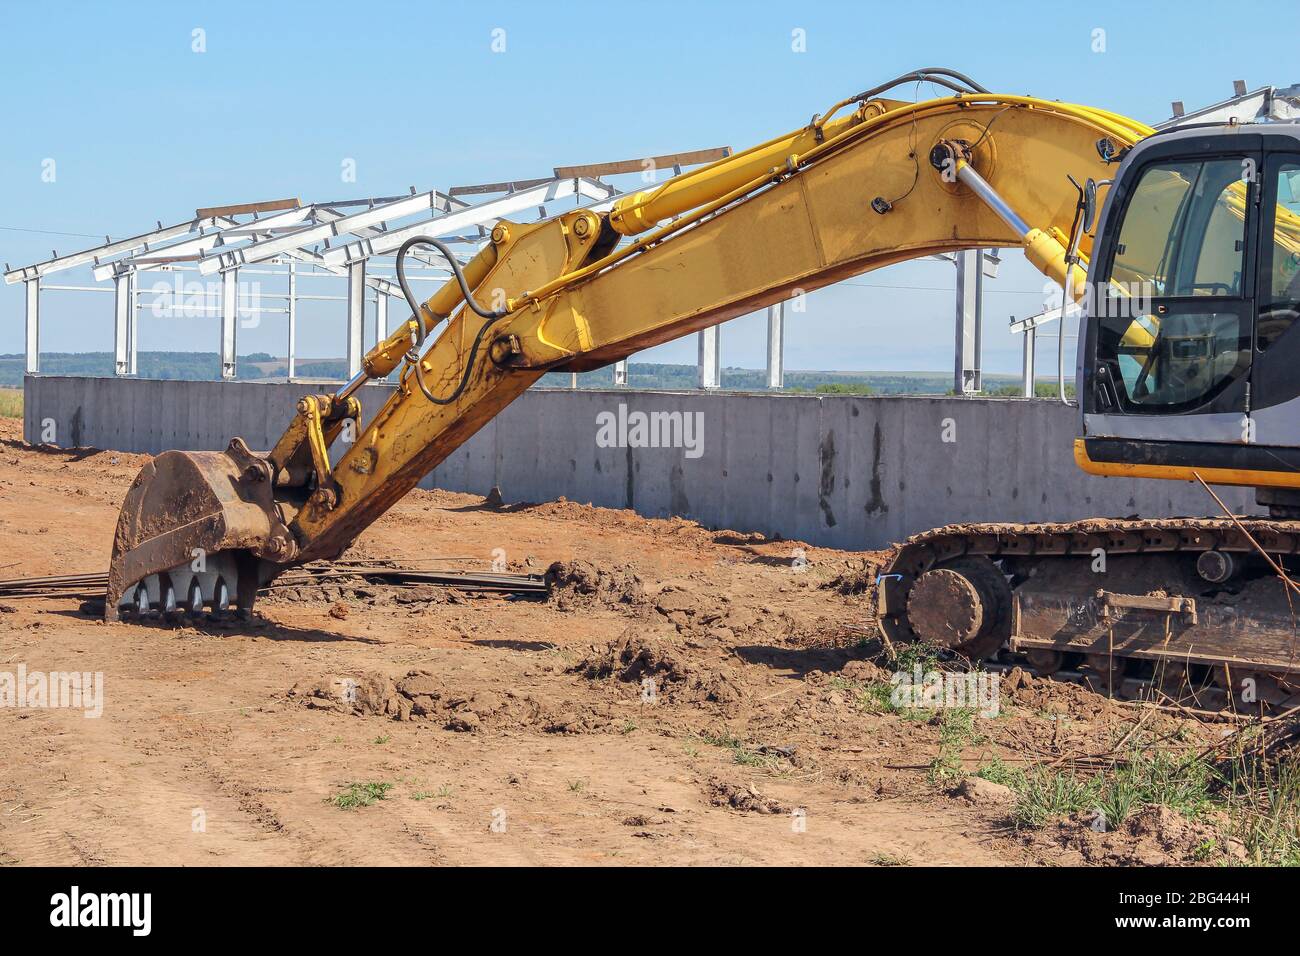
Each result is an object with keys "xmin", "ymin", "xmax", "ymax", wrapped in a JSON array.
[{"xmin": 106, "ymin": 71, "xmax": 1149, "ymax": 621}]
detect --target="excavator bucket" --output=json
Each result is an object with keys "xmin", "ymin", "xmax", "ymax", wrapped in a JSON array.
[{"xmin": 105, "ymin": 442, "xmax": 296, "ymax": 621}]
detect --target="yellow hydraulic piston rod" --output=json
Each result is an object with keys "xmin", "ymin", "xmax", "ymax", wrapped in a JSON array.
[
  {"xmin": 939, "ymin": 147, "xmax": 1086, "ymax": 296},
  {"xmin": 938, "ymin": 145, "xmax": 1090, "ymax": 405},
  {"xmin": 607, "ymin": 103, "xmax": 892, "ymax": 236}
]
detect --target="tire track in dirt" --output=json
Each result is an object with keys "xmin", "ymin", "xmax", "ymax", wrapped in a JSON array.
[{"xmin": 2, "ymin": 707, "xmax": 288, "ymax": 865}]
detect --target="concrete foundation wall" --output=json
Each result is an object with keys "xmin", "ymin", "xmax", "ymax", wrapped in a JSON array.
[{"xmin": 24, "ymin": 375, "xmax": 1257, "ymax": 551}]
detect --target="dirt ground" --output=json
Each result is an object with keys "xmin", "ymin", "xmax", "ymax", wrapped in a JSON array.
[{"xmin": 0, "ymin": 417, "xmax": 1230, "ymax": 866}]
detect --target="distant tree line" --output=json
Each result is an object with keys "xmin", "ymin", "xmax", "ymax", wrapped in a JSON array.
[
  {"xmin": 0, "ymin": 351, "xmax": 284, "ymax": 387},
  {"xmin": 3, "ymin": 353, "xmax": 1065, "ymax": 397},
  {"xmin": 538, "ymin": 363, "xmax": 1039, "ymax": 396}
]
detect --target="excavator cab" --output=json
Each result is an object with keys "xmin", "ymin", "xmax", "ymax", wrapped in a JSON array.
[
  {"xmin": 1078, "ymin": 123, "xmax": 1300, "ymax": 510},
  {"xmin": 876, "ymin": 123, "xmax": 1300, "ymax": 705}
]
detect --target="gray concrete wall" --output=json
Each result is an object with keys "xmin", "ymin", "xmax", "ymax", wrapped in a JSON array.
[{"xmin": 23, "ymin": 375, "xmax": 1257, "ymax": 551}]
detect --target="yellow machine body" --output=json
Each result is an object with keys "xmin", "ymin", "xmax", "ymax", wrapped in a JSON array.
[{"xmin": 105, "ymin": 84, "xmax": 1153, "ymax": 615}]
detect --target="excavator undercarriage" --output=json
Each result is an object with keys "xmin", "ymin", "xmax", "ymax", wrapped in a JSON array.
[{"xmin": 879, "ymin": 516, "xmax": 1300, "ymax": 711}]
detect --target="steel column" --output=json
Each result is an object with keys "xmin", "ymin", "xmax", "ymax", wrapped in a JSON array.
[
  {"xmin": 23, "ymin": 279, "xmax": 39, "ymax": 374},
  {"xmin": 766, "ymin": 301, "xmax": 785, "ymax": 389},
  {"xmin": 375, "ymin": 293, "xmax": 392, "ymax": 381},
  {"xmin": 220, "ymin": 269, "xmax": 238, "ymax": 379},
  {"xmin": 376, "ymin": 288, "xmax": 389, "ymax": 341},
  {"xmin": 346, "ymin": 260, "xmax": 365, "ymax": 379},
  {"xmin": 697, "ymin": 325, "xmax": 720, "ymax": 389},
  {"xmin": 287, "ymin": 259, "xmax": 297, "ymax": 381},
  {"xmin": 954, "ymin": 249, "xmax": 982, "ymax": 394},
  {"xmin": 1022, "ymin": 326, "xmax": 1036, "ymax": 397},
  {"xmin": 113, "ymin": 273, "xmax": 131, "ymax": 376},
  {"xmin": 127, "ymin": 271, "xmax": 138, "ymax": 376},
  {"xmin": 613, "ymin": 359, "xmax": 628, "ymax": 385}
]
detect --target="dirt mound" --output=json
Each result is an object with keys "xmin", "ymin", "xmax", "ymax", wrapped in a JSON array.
[
  {"xmin": 288, "ymin": 673, "xmax": 398, "ymax": 715},
  {"xmin": 680, "ymin": 669, "xmax": 744, "ymax": 708},
  {"xmin": 823, "ymin": 557, "xmax": 886, "ymax": 596},
  {"xmin": 1001, "ymin": 666, "xmax": 1124, "ymax": 721},
  {"xmin": 705, "ymin": 778, "xmax": 789, "ymax": 814},
  {"xmin": 651, "ymin": 585, "xmax": 723, "ymax": 633},
  {"xmin": 572, "ymin": 627, "xmax": 689, "ymax": 683},
  {"xmin": 287, "ymin": 671, "xmax": 547, "ymax": 732},
  {"xmin": 952, "ymin": 776, "xmax": 1016, "ymax": 807},
  {"xmin": 839, "ymin": 658, "xmax": 893, "ymax": 683},
  {"xmin": 651, "ymin": 586, "xmax": 798, "ymax": 646},
  {"xmin": 1036, "ymin": 805, "xmax": 1245, "ymax": 866},
  {"xmin": 545, "ymin": 560, "xmax": 646, "ymax": 609},
  {"xmin": 571, "ymin": 626, "xmax": 744, "ymax": 710}
]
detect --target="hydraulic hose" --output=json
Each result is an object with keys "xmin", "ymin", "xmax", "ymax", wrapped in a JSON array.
[
  {"xmin": 395, "ymin": 235, "xmax": 508, "ymax": 407},
  {"xmin": 1058, "ymin": 179, "xmax": 1087, "ymax": 407},
  {"xmin": 1058, "ymin": 264, "xmax": 1076, "ymax": 407},
  {"xmin": 850, "ymin": 67, "xmax": 989, "ymax": 102}
]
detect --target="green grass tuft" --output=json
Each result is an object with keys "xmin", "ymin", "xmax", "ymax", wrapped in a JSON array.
[
  {"xmin": 929, "ymin": 709, "xmax": 982, "ymax": 784},
  {"xmin": 327, "ymin": 781, "xmax": 394, "ymax": 810},
  {"xmin": 869, "ymin": 851, "xmax": 912, "ymax": 866},
  {"xmin": 887, "ymin": 641, "xmax": 941, "ymax": 674},
  {"xmin": 974, "ymin": 757, "xmax": 1025, "ymax": 790},
  {"xmin": 1217, "ymin": 755, "xmax": 1300, "ymax": 866},
  {"xmin": 697, "ymin": 731, "xmax": 777, "ymax": 768},
  {"xmin": 1012, "ymin": 769, "xmax": 1102, "ymax": 829}
]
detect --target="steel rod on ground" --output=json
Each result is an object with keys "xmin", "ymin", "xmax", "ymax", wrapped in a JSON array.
[{"xmin": 0, "ymin": 565, "xmax": 546, "ymax": 600}]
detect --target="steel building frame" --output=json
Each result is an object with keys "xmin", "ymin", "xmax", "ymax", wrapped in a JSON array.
[
  {"xmin": 5, "ymin": 138, "xmax": 1024, "ymax": 393},
  {"xmin": 4, "ymin": 177, "xmax": 618, "ymax": 382}
]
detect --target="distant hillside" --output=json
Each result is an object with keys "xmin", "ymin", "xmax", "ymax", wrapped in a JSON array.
[
  {"xmin": 537, "ymin": 363, "xmax": 1055, "ymax": 396},
  {"xmin": 2, "ymin": 354, "xmax": 1067, "ymax": 397},
  {"xmin": 0, "ymin": 351, "xmax": 284, "ymax": 386}
]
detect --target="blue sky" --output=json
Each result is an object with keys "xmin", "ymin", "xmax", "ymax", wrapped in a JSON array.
[{"xmin": 1, "ymin": 0, "xmax": 1295, "ymax": 374}]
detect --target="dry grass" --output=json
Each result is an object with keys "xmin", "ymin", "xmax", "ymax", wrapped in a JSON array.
[
  {"xmin": 978, "ymin": 725, "xmax": 1300, "ymax": 865},
  {"xmin": 0, "ymin": 388, "xmax": 21, "ymax": 419}
]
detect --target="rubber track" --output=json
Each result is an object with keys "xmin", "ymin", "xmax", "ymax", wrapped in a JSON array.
[{"xmin": 885, "ymin": 516, "xmax": 1300, "ymax": 575}]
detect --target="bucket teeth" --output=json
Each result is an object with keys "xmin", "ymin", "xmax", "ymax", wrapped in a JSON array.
[
  {"xmin": 112, "ymin": 557, "xmax": 245, "ymax": 622},
  {"xmin": 105, "ymin": 445, "xmax": 296, "ymax": 621}
]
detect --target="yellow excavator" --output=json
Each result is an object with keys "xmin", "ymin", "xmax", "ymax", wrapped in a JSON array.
[{"xmin": 106, "ymin": 69, "xmax": 1300, "ymax": 706}]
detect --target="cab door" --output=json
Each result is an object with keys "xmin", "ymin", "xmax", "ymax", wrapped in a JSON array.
[
  {"xmin": 1086, "ymin": 143, "xmax": 1261, "ymax": 444},
  {"xmin": 1244, "ymin": 150, "xmax": 1300, "ymax": 448}
]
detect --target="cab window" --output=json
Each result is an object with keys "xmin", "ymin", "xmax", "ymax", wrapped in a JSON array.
[
  {"xmin": 1258, "ymin": 161, "xmax": 1300, "ymax": 350},
  {"xmin": 1096, "ymin": 156, "xmax": 1253, "ymax": 413},
  {"xmin": 1111, "ymin": 158, "xmax": 1248, "ymax": 298},
  {"xmin": 1099, "ymin": 309, "xmax": 1250, "ymax": 407}
]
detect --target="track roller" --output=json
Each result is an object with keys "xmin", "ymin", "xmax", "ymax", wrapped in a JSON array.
[
  {"xmin": 902, "ymin": 555, "xmax": 1011, "ymax": 661},
  {"xmin": 1024, "ymin": 648, "xmax": 1065, "ymax": 675},
  {"xmin": 1082, "ymin": 653, "xmax": 1124, "ymax": 696}
]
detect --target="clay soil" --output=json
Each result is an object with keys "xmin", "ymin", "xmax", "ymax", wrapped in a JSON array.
[{"xmin": 0, "ymin": 418, "xmax": 1226, "ymax": 866}]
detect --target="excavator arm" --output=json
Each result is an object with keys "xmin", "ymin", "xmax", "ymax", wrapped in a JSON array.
[{"xmin": 105, "ymin": 71, "xmax": 1152, "ymax": 619}]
